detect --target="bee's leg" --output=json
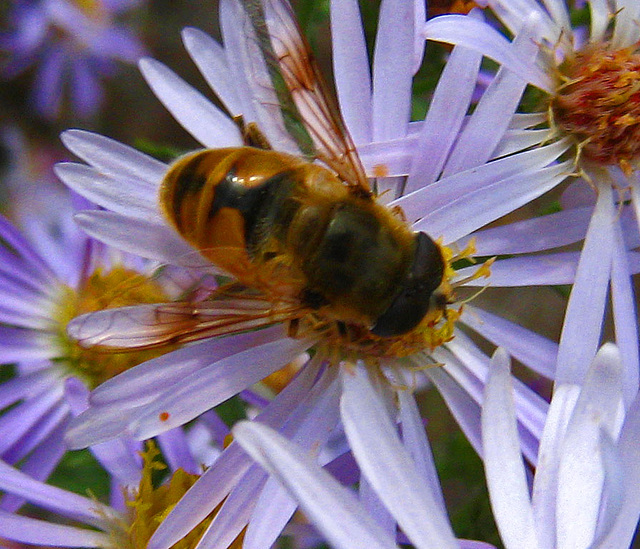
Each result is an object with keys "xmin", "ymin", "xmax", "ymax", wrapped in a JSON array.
[
  {"xmin": 233, "ymin": 115, "xmax": 272, "ymax": 150},
  {"xmin": 389, "ymin": 205, "xmax": 407, "ymax": 222}
]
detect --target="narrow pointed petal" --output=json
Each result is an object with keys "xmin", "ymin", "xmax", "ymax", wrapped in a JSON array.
[
  {"xmin": 423, "ymin": 15, "xmax": 553, "ymax": 91},
  {"xmin": 482, "ymin": 349, "xmax": 538, "ymax": 549},
  {"xmin": 556, "ymin": 185, "xmax": 615, "ymax": 385},
  {"xmin": 234, "ymin": 421, "xmax": 400, "ymax": 549},
  {"xmin": 341, "ymin": 362, "xmax": 458, "ymax": 549},
  {"xmin": 330, "ymin": 0, "xmax": 372, "ymax": 144},
  {"xmin": 0, "ymin": 511, "xmax": 112, "ymax": 547},
  {"xmin": 60, "ymin": 129, "xmax": 166, "ymax": 185},
  {"xmin": 556, "ymin": 344, "xmax": 625, "ymax": 549},
  {"xmin": 139, "ymin": 58, "xmax": 242, "ymax": 148}
]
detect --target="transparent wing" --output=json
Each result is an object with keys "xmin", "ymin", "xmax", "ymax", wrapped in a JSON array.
[
  {"xmin": 67, "ymin": 285, "xmax": 306, "ymax": 350},
  {"xmin": 243, "ymin": 0, "xmax": 371, "ymax": 194}
]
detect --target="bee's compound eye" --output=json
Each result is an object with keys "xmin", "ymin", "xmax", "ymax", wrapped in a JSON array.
[{"xmin": 370, "ymin": 232, "xmax": 445, "ymax": 337}]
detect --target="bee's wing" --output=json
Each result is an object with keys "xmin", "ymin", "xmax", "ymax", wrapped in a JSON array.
[
  {"xmin": 243, "ymin": 0, "xmax": 371, "ymax": 195},
  {"xmin": 67, "ymin": 287, "xmax": 306, "ymax": 350}
]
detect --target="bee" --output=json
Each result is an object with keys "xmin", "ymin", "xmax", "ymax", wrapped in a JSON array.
[{"xmin": 70, "ymin": 0, "xmax": 448, "ymax": 354}]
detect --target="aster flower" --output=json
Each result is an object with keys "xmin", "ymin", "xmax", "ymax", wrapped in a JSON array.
[
  {"xmin": 232, "ymin": 344, "xmax": 640, "ymax": 549},
  {"xmin": 233, "ymin": 359, "xmax": 488, "ymax": 549},
  {"xmin": 0, "ymin": 0, "xmax": 146, "ymax": 120},
  {"xmin": 0, "ymin": 191, "xmax": 205, "ymax": 497},
  {"xmin": 482, "ymin": 344, "xmax": 640, "ymax": 549},
  {"xmin": 423, "ymin": 1, "xmax": 640, "ymax": 399},
  {"xmin": 54, "ymin": 0, "xmax": 593, "ymax": 546},
  {"xmin": 0, "ymin": 424, "xmax": 226, "ymax": 548}
]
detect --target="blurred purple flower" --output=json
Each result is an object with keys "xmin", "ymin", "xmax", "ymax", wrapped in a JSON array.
[{"xmin": 1, "ymin": 0, "xmax": 146, "ymax": 120}]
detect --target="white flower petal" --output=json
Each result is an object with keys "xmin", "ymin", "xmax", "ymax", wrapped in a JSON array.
[
  {"xmin": 610, "ymin": 223, "xmax": 640, "ymax": 405},
  {"xmin": 442, "ymin": 15, "xmax": 539, "ymax": 176},
  {"xmin": 330, "ymin": 0, "xmax": 372, "ymax": 145},
  {"xmin": 613, "ymin": 0, "xmax": 640, "ymax": 48},
  {"xmin": 60, "ymin": 129, "xmax": 166, "ymax": 185},
  {"xmin": 55, "ymin": 162, "xmax": 162, "ymax": 221},
  {"xmin": 181, "ymin": 27, "xmax": 243, "ymax": 116},
  {"xmin": 404, "ymin": 44, "xmax": 482, "ymax": 193},
  {"xmin": 0, "ymin": 511, "xmax": 112, "ymax": 547},
  {"xmin": 139, "ymin": 58, "xmax": 242, "ymax": 148},
  {"xmin": 482, "ymin": 349, "xmax": 538, "ymax": 549},
  {"xmin": 372, "ymin": 0, "xmax": 413, "ymax": 141},
  {"xmin": 556, "ymin": 344, "xmax": 625, "ymax": 549},
  {"xmin": 556, "ymin": 185, "xmax": 615, "ymax": 385},
  {"xmin": 74, "ymin": 210, "xmax": 211, "ymax": 268},
  {"xmin": 423, "ymin": 15, "xmax": 553, "ymax": 91},
  {"xmin": 462, "ymin": 306, "xmax": 557, "ymax": 379},
  {"xmin": 397, "ymin": 390, "xmax": 447, "ymax": 515},
  {"xmin": 341, "ymin": 362, "xmax": 458, "ymax": 549},
  {"xmin": 234, "ymin": 421, "xmax": 400, "ymax": 549},
  {"xmin": 596, "ymin": 394, "xmax": 640, "ymax": 548}
]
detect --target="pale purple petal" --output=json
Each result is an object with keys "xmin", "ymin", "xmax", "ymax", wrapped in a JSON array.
[
  {"xmin": 157, "ymin": 428, "xmax": 199, "ymax": 475},
  {"xmin": 425, "ymin": 364, "xmax": 483, "ymax": 457},
  {"xmin": 330, "ymin": 0, "xmax": 372, "ymax": 145},
  {"xmin": 531, "ymin": 384, "xmax": 581, "ymax": 548},
  {"xmin": 482, "ymin": 349, "xmax": 538, "ymax": 549},
  {"xmin": 462, "ymin": 306, "xmax": 557, "ymax": 379},
  {"xmin": 0, "ymin": 388, "xmax": 63, "ymax": 454},
  {"xmin": 33, "ymin": 47, "xmax": 65, "ymax": 119},
  {"xmin": 55, "ymin": 162, "xmax": 162, "ymax": 221},
  {"xmin": 441, "ymin": 19, "xmax": 538, "ymax": 175},
  {"xmin": 414, "ymin": 162, "xmax": 570, "ymax": 243},
  {"xmin": 597, "ymin": 394, "xmax": 640, "ymax": 548},
  {"xmin": 0, "ymin": 511, "xmax": 111, "ymax": 547},
  {"xmin": 70, "ymin": 56, "xmax": 102, "ymax": 119},
  {"xmin": 556, "ymin": 185, "xmax": 615, "ymax": 385},
  {"xmin": 130, "ymin": 337, "xmax": 313, "ymax": 440},
  {"xmin": 73, "ymin": 210, "xmax": 210, "ymax": 267},
  {"xmin": 610, "ymin": 223, "xmax": 639, "ymax": 405},
  {"xmin": 139, "ymin": 58, "xmax": 242, "ymax": 148},
  {"xmin": 0, "ymin": 460, "xmax": 112, "ymax": 527},
  {"xmin": 233, "ymin": 421, "xmax": 400, "ymax": 549},
  {"xmin": 423, "ymin": 15, "xmax": 553, "ymax": 91},
  {"xmin": 60, "ymin": 129, "xmax": 166, "ymax": 185},
  {"xmin": 404, "ymin": 44, "xmax": 482, "ymax": 194},
  {"xmin": 372, "ymin": 0, "xmax": 413, "ymax": 141},
  {"xmin": 397, "ymin": 390, "xmax": 446, "ymax": 514},
  {"xmin": 340, "ymin": 362, "xmax": 458, "ymax": 549},
  {"xmin": 460, "ymin": 207, "xmax": 592, "ymax": 256},
  {"xmin": 148, "ymin": 357, "xmax": 324, "ymax": 549},
  {"xmin": 556, "ymin": 344, "xmax": 625, "ymax": 548},
  {"xmin": 90, "ymin": 325, "xmax": 293, "ymax": 406},
  {"xmin": 181, "ymin": 27, "xmax": 243, "ymax": 116},
  {"xmin": 455, "ymin": 252, "xmax": 579, "ymax": 287}
]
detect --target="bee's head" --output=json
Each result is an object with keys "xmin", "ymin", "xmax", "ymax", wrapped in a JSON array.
[{"xmin": 370, "ymin": 232, "xmax": 445, "ymax": 338}]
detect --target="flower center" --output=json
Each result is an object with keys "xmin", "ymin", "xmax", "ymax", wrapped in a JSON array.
[
  {"xmin": 53, "ymin": 266, "xmax": 172, "ymax": 389},
  {"xmin": 114, "ymin": 443, "xmax": 243, "ymax": 549},
  {"xmin": 550, "ymin": 42, "xmax": 640, "ymax": 175}
]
